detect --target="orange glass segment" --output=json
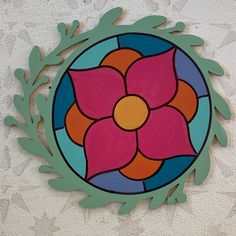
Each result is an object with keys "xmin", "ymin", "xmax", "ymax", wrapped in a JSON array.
[
  {"xmin": 65, "ymin": 103, "xmax": 94, "ymax": 145},
  {"xmin": 169, "ymin": 80, "xmax": 197, "ymax": 121},
  {"xmin": 101, "ymin": 49, "xmax": 142, "ymax": 75},
  {"xmin": 120, "ymin": 152, "xmax": 163, "ymax": 180}
]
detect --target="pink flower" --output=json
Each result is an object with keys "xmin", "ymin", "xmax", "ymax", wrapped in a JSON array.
[{"xmin": 67, "ymin": 48, "xmax": 196, "ymax": 180}]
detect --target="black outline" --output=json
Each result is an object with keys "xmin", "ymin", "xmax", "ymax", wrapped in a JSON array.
[
  {"xmin": 67, "ymin": 70, "xmax": 115, "ymax": 121},
  {"xmin": 143, "ymin": 155, "xmax": 196, "ymax": 191},
  {"xmin": 52, "ymin": 73, "xmax": 76, "ymax": 130},
  {"xmin": 64, "ymin": 102, "xmax": 83, "ymax": 147},
  {"xmin": 112, "ymin": 94, "xmax": 150, "ymax": 132},
  {"xmin": 83, "ymin": 117, "xmax": 139, "ymax": 181},
  {"xmin": 124, "ymin": 47, "xmax": 178, "ymax": 109},
  {"xmin": 99, "ymin": 47, "xmax": 143, "ymax": 67},
  {"xmin": 146, "ymin": 47, "xmax": 179, "ymax": 111},
  {"xmin": 118, "ymin": 152, "xmax": 164, "ymax": 181},
  {"xmin": 165, "ymin": 105, "xmax": 197, "ymax": 154},
  {"xmin": 53, "ymin": 126, "xmax": 86, "ymax": 179},
  {"xmin": 68, "ymin": 65, "xmax": 127, "ymax": 114},
  {"xmin": 174, "ymin": 78, "xmax": 199, "ymax": 123},
  {"xmin": 51, "ymin": 32, "xmax": 212, "ymax": 195},
  {"xmin": 136, "ymin": 104, "xmax": 198, "ymax": 159},
  {"xmin": 64, "ymin": 102, "xmax": 92, "ymax": 147},
  {"xmin": 198, "ymin": 94, "xmax": 209, "ymax": 99}
]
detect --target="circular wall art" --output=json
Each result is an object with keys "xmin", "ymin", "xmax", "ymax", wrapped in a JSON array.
[
  {"xmin": 53, "ymin": 33, "xmax": 210, "ymax": 194},
  {"xmin": 5, "ymin": 8, "xmax": 231, "ymax": 214}
]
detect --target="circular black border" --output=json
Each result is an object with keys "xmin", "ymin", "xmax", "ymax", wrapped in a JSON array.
[{"xmin": 52, "ymin": 32, "xmax": 212, "ymax": 195}]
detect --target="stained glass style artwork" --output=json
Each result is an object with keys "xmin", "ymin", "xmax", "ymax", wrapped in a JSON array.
[
  {"xmin": 5, "ymin": 8, "xmax": 231, "ymax": 214},
  {"xmin": 53, "ymin": 34, "xmax": 210, "ymax": 194}
]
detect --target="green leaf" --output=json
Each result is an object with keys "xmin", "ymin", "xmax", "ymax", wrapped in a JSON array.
[
  {"xmin": 194, "ymin": 151, "xmax": 210, "ymax": 185},
  {"xmin": 175, "ymin": 34, "xmax": 204, "ymax": 46},
  {"xmin": 98, "ymin": 7, "xmax": 123, "ymax": 27},
  {"xmin": 214, "ymin": 91, "xmax": 231, "ymax": 120},
  {"xmin": 160, "ymin": 22, "xmax": 185, "ymax": 33},
  {"xmin": 118, "ymin": 200, "xmax": 138, "ymax": 215},
  {"xmin": 49, "ymin": 178, "xmax": 81, "ymax": 191},
  {"xmin": 214, "ymin": 121, "xmax": 228, "ymax": 147},
  {"xmin": 133, "ymin": 15, "xmax": 167, "ymax": 28},
  {"xmin": 79, "ymin": 195, "xmax": 109, "ymax": 209},
  {"xmin": 39, "ymin": 165, "xmax": 54, "ymax": 173},
  {"xmin": 29, "ymin": 46, "xmax": 41, "ymax": 75},
  {"xmin": 175, "ymin": 22, "xmax": 185, "ymax": 32},
  {"xmin": 33, "ymin": 75, "xmax": 50, "ymax": 89},
  {"xmin": 204, "ymin": 59, "xmax": 224, "ymax": 76},
  {"xmin": 57, "ymin": 22, "xmax": 67, "ymax": 37},
  {"xmin": 14, "ymin": 68, "xmax": 25, "ymax": 80},
  {"xmin": 149, "ymin": 189, "xmax": 168, "ymax": 209},
  {"xmin": 67, "ymin": 20, "xmax": 79, "ymax": 38},
  {"xmin": 36, "ymin": 94, "xmax": 48, "ymax": 117},
  {"xmin": 18, "ymin": 137, "xmax": 48, "ymax": 159},
  {"xmin": 13, "ymin": 95, "xmax": 25, "ymax": 116},
  {"xmin": 45, "ymin": 54, "xmax": 63, "ymax": 65},
  {"xmin": 4, "ymin": 116, "xmax": 20, "ymax": 127}
]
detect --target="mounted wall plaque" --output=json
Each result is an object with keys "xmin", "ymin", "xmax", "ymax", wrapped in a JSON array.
[{"xmin": 5, "ymin": 8, "xmax": 231, "ymax": 215}]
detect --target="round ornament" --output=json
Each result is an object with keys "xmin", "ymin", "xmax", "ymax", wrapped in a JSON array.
[{"xmin": 5, "ymin": 8, "xmax": 231, "ymax": 214}]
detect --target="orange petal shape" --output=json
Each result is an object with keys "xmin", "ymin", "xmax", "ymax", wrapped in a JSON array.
[
  {"xmin": 101, "ymin": 49, "xmax": 142, "ymax": 75},
  {"xmin": 65, "ymin": 103, "xmax": 94, "ymax": 145},
  {"xmin": 169, "ymin": 80, "xmax": 197, "ymax": 121},
  {"xmin": 120, "ymin": 152, "xmax": 163, "ymax": 180}
]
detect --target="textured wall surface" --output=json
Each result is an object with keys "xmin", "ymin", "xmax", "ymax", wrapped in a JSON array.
[{"xmin": 0, "ymin": 0, "xmax": 236, "ymax": 235}]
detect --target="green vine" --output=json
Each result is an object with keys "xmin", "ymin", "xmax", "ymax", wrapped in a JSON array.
[{"xmin": 4, "ymin": 8, "xmax": 231, "ymax": 215}]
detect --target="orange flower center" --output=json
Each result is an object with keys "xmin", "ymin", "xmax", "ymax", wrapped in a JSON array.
[{"xmin": 114, "ymin": 95, "xmax": 149, "ymax": 131}]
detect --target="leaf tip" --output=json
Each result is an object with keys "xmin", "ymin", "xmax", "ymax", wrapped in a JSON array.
[
  {"xmin": 176, "ymin": 22, "xmax": 185, "ymax": 31},
  {"xmin": 4, "ymin": 116, "xmax": 15, "ymax": 127},
  {"xmin": 57, "ymin": 22, "xmax": 67, "ymax": 34},
  {"xmin": 14, "ymin": 68, "xmax": 25, "ymax": 80}
]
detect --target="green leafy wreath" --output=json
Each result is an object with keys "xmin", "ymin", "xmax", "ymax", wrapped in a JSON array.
[{"xmin": 4, "ymin": 8, "xmax": 231, "ymax": 215}]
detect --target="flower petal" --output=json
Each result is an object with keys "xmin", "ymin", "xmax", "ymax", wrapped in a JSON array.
[
  {"xmin": 68, "ymin": 67, "xmax": 125, "ymax": 119},
  {"xmin": 85, "ymin": 118, "xmax": 137, "ymax": 179},
  {"xmin": 169, "ymin": 80, "xmax": 198, "ymax": 121},
  {"xmin": 120, "ymin": 152, "xmax": 163, "ymax": 180},
  {"xmin": 138, "ymin": 106, "xmax": 196, "ymax": 159},
  {"xmin": 126, "ymin": 48, "xmax": 177, "ymax": 108},
  {"xmin": 101, "ymin": 49, "xmax": 142, "ymax": 75},
  {"xmin": 65, "ymin": 103, "xmax": 94, "ymax": 145}
]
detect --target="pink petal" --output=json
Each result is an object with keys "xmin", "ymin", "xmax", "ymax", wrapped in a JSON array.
[
  {"xmin": 126, "ymin": 48, "xmax": 177, "ymax": 108},
  {"xmin": 85, "ymin": 118, "xmax": 137, "ymax": 179},
  {"xmin": 138, "ymin": 106, "xmax": 196, "ymax": 159},
  {"xmin": 68, "ymin": 67, "xmax": 125, "ymax": 119}
]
